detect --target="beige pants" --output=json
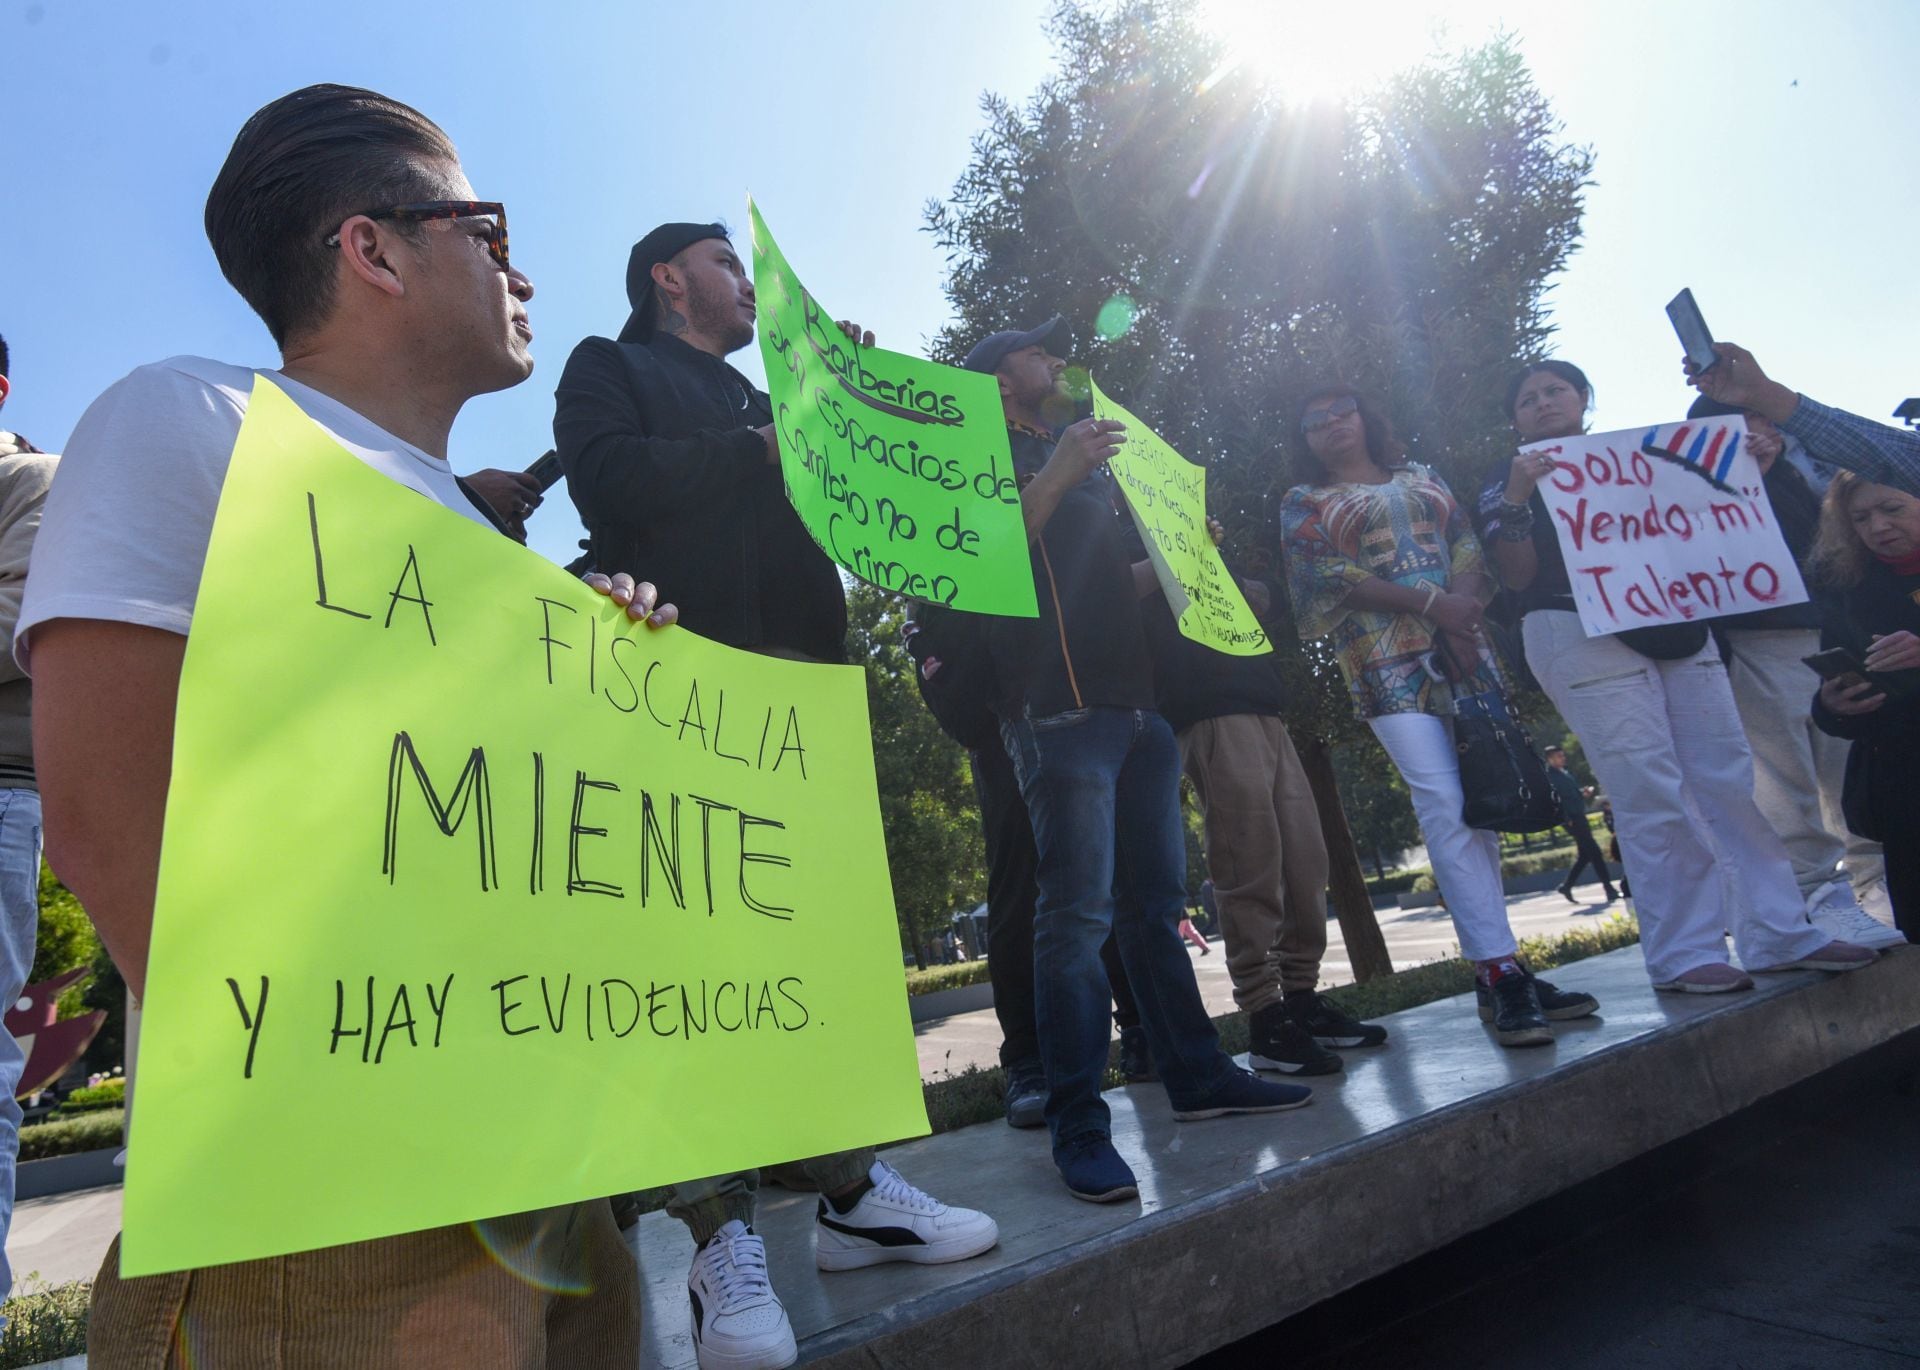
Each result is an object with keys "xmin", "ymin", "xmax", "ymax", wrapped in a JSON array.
[
  {"xmin": 88, "ymin": 1203, "xmax": 640, "ymax": 1369},
  {"xmin": 1180, "ymin": 715, "xmax": 1331, "ymax": 1011}
]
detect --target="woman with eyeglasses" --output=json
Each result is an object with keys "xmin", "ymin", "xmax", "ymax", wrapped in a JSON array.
[
  {"xmin": 1480, "ymin": 360, "xmax": 1875, "ymax": 993},
  {"xmin": 1280, "ymin": 385, "xmax": 1598, "ymax": 1046}
]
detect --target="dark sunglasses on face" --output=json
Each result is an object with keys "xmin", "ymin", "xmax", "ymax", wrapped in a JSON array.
[
  {"xmin": 324, "ymin": 201, "xmax": 510, "ymax": 271},
  {"xmin": 1300, "ymin": 394, "xmax": 1360, "ymax": 434}
]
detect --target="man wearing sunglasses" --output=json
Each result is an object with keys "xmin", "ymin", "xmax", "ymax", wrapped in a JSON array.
[{"xmin": 21, "ymin": 85, "xmax": 669, "ymax": 1367}]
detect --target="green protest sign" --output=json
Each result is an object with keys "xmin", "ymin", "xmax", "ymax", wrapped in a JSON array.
[
  {"xmin": 1091, "ymin": 379, "xmax": 1269, "ymax": 655},
  {"xmin": 748, "ymin": 200, "xmax": 1037, "ymax": 617},
  {"xmin": 120, "ymin": 379, "xmax": 929, "ymax": 1276}
]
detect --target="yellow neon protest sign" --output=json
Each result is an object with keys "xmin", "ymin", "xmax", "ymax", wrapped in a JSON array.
[
  {"xmin": 120, "ymin": 378, "xmax": 928, "ymax": 1276},
  {"xmin": 1092, "ymin": 380, "xmax": 1269, "ymax": 655}
]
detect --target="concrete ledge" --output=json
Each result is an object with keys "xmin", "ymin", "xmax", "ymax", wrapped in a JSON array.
[
  {"xmin": 906, "ymin": 980, "xmax": 995, "ymax": 1024},
  {"xmin": 15, "ymin": 1146, "xmax": 123, "ymax": 1200},
  {"xmin": 633, "ymin": 944, "xmax": 1920, "ymax": 1368}
]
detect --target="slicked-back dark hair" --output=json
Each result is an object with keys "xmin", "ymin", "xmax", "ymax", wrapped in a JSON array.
[
  {"xmin": 204, "ymin": 84, "xmax": 461, "ymax": 348},
  {"xmin": 1290, "ymin": 382, "xmax": 1408, "ymax": 486},
  {"xmin": 0, "ymin": 332, "xmax": 10, "ymax": 380},
  {"xmin": 1504, "ymin": 359, "xmax": 1593, "ymax": 423}
]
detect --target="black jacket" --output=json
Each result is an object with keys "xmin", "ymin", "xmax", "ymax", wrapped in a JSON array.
[
  {"xmin": 988, "ymin": 427, "xmax": 1155, "ymax": 718},
  {"xmin": 553, "ymin": 332, "xmax": 846, "ymax": 661},
  {"xmin": 1811, "ymin": 559, "xmax": 1920, "ymax": 841}
]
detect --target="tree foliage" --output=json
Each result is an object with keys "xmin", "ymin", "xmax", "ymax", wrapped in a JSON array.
[
  {"xmin": 1331, "ymin": 738, "xmax": 1422, "ymax": 876},
  {"xmin": 843, "ymin": 582, "xmax": 986, "ymax": 968},
  {"xmin": 926, "ymin": 0, "xmax": 1593, "ymax": 747}
]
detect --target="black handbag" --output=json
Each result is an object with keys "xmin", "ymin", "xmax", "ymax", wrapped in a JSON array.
[{"xmin": 1439, "ymin": 639, "xmax": 1563, "ymax": 834}]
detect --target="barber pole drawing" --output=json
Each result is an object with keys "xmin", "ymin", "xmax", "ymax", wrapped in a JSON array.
[{"xmin": 1522, "ymin": 416, "xmax": 1809, "ymax": 637}]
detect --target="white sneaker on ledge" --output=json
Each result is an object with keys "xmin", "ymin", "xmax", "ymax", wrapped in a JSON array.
[
  {"xmin": 814, "ymin": 1160, "xmax": 999, "ymax": 1271},
  {"xmin": 1807, "ymin": 880, "xmax": 1905, "ymax": 950},
  {"xmin": 688, "ymin": 1220, "xmax": 796, "ymax": 1370}
]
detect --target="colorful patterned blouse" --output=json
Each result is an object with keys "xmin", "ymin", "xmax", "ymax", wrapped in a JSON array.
[{"xmin": 1280, "ymin": 464, "xmax": 1493, "ymax": 719}]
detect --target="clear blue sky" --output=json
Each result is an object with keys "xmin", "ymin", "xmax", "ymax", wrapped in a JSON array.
[{"xmin": 6, "ymin": 1, "xmax": 1918, "ymax": 568}]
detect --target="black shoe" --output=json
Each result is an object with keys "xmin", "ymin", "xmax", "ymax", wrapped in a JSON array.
[
  {"xmin": 1247, "ymin": 1003, "xmax": 1343, "ymax": 1075},
  {"xmin": 1477, "ymin": 973, "xmax": 1551, "ymax": 1047},
  {"xmin": 1004, "ymin": 1061, "xmax": 1047, "ymax": 1129},
  {"xmin": 1530, "ymin": 973, "xmax": 1599, "ymax": 1021},
  {"xmin": 1171, "ymin": 1067, "xmax": 1314, "ymax": 1120},
  {"xmin": 1474, "ymin": 966, "xmax": 1600, "ymax": 1024},
  {"xmin": 1558, "ymin": 883, "xmax": 1577, "ymax": 903},
  {"xmin": 1284, "ymin": 990, "xmax": 1389, "ymax": 1049},
  {"xmin": 1601, "ymin": 886, "xmax": 1620, "ymax": 903},
  {"xmin": 1118, "ymin": 1024, "xmax": 1157, "ymax": 1082}
]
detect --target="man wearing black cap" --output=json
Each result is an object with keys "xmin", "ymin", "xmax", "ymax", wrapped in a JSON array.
[
  {"xmin": 554, "ymin": 222, "xmax": 845, "ymax": 659},
  {"xmin": 554, "ymin": 225, "xmax": 997, "ymax": 1370},
  {"xmin": 966, "ymin": 319, "xmax": 1313, "ymax": 1207}
]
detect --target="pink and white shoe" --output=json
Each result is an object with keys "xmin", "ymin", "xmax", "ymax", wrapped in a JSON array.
[
  {"xmin": 1751, "ymin": 940, "xmax": 1877, "ymax": 974},
  {"xmin": 1652, "ymin": 962, "xmax": 1754, "ymax": 994}
]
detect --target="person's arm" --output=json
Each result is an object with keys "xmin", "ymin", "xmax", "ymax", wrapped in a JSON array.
[
  {"xmin": 553, "ymin": 338, "xmax": 771, "ymax": 527},
  {"xmin": 33, "ymin": 619, "xmax": 185, "ymax": 999},
  {"xmin": 1687, "ymin": 342, "xmax": 1920, "ymax": 496},
  {"xmin": 1020, "ymin": 418, "xmax": 1127, "ymax": 539},
  {"xmin": 0, "ymin": 455, "xmax": 56, "ymax": 688},
  {"xmin": 1481, "ymin": 453, "xmax": 1556, "ymax": 590}
]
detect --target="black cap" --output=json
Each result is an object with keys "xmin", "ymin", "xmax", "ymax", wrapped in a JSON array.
[
  {"xmin": 962, "ymin": 315, "xmax": 1064, "ymax": 374},
  {"xmin": 617, "ymin": 222, "xmax": 730, "ymax": 344},
  {"xmin": 1686, "ymin": 393, "xmax": 1744, "ymax": 421}
]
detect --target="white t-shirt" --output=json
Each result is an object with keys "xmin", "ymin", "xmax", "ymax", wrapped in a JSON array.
[{"xmin": 16, "ymin": 356, "xmax": 494, "ymax": 669}]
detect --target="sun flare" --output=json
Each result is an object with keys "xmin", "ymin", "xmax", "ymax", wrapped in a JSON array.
[{"xmin": 1196, "ymin": 0, "xmax": 1476, "ymax": 103}]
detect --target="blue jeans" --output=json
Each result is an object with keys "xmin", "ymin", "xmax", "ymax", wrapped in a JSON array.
[
  {"xmin": 0, "ymin": 787, "xmax": 43, "ymax": 1308},
  {"xmin": 1001, "ymin": 707, "xmax": 1231, "ymax": 1149}
]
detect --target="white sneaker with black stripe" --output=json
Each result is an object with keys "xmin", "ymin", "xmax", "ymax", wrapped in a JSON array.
[
  {"xmin": 814, "ymin": 1160, "xmax": 999, "ymax": 1271},
  {"xmin": 687, "ymin": 1220, "xmax": 796, "ymax": 1370}
]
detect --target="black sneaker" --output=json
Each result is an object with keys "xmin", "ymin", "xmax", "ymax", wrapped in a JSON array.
[
  {"xmin": 1285, "ymin": 990, "xmax": 1389, "ymax": 1049},
  {"xmin": 1530, "ymin": 974, "xmax": 1599, "ymax": 1021},
  {"xmin": 1117, "ymin": 1025, "xmax": 1157, "ymax": 1083},
  {"xmin": 1171, "ymin": 1067, "xmax": 1314, "ymax": 1120},
  {"xmin": 1004, "ymin": 1062, "xmax": 1047, "ymax": 1130},
  {"xmin": 1479, "ymin": 972, "xmax": 1551, "ymax": 1047},
  {"xmin": 1475, "ymin": 968, "xmax": 1600, "ymax": 1023},
  {"xmin": 1248, "ymin": 1003, "xmax": 1343, "ymax": 1075}
]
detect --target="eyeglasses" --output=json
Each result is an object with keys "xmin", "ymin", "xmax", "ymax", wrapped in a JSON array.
[
  {"xmin": 1300, "ymin": 394, "xmax": 1359, "ymax": 434},
  {"xmin": 324, "ymin": 201, "xmax": 509, "ymax": 270}
]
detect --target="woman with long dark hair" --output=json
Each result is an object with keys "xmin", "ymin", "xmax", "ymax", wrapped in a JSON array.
[
  {"xmin": 1807, "ymin": 472, "xmax": 1920, "ymax": 939},
  {"xmin": 1480, "ymin": 360, "xmax": 1876, "ymax": 992},
  {"xmin": 1280, "ymin": 385, "xmax": 1598, "ymax": 1046}
]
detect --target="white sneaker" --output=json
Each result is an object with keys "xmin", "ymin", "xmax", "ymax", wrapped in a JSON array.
[
  {"xmin": 1807, "ymin": 880, "xmax": 1905, "ymax": 950},
  {"xmin": 687, "ymin": 1220, "xmax": 796, "ymax": 1370},
  {"xmin": 814, "ymin": 1160, "xmax": 999, "ymax": 1271}
]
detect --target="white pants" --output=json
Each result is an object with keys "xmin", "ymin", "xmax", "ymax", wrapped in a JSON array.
[
  {"xmin": 1523, "ymin": 611, "xmax": 1829, "ymax": 984},
  {"xmin": 1722, "ymin": 628, "xmax": 1886, "ymax": 899},
  {"xmin": 1367, "ymin": 711, "xmax": 1518, "ymax": 963}
]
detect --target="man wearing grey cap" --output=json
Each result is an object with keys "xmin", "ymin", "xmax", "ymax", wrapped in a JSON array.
[
  {"xmin": 967, "ymin": 319, "xmax": 1314, "ymax": 1208},
  {"xmin": 553, "ymin": 225, "xmax": 997, "ymax": 1370}
]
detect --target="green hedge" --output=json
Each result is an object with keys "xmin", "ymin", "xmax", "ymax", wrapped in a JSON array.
[
  {"xmin": 17, "ymin": 1107, "xmax": 124, "ymax": 1162},
  {"xmin": 0, "ymin": 1280, "xmax": 89, "ymax": 1369},
  {"xmin": 905, "ymin": 960, "xmax": 991, "ymax": 996}
]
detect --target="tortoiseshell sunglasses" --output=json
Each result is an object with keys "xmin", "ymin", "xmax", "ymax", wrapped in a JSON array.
[{"xmin": 324, "ymin": 201, "xmax": 509, "ymax": 270}]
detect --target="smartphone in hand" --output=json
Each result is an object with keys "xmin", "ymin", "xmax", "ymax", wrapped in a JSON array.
[
  {"xmin": 525, "ymin": 448, "xmax": 564, "ymax": 493},
  {"xmin": 1803, "ymin": 647, "xmax": 1870, "ymax": 687},
  {"xmin": 1666, "ymin": 288, "xmax": 1719, "ymax": 373}
]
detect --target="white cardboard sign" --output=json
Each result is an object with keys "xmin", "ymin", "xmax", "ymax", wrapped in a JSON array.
[{"xmin": 1523, "ymin": 416, "xmax": 1808, "ymax": 636}]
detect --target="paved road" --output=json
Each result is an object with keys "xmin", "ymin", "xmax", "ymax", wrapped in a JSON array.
[{"xmin": 914, "ymin": 885, "xmax": 1631, "ymax": 1081}]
